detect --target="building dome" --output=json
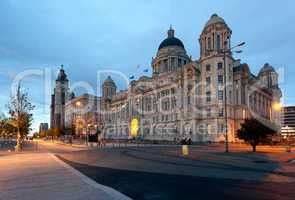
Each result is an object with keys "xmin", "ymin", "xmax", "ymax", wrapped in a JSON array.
[
  {"xmin": 102, "ymin": 76, "xmax": 116, "ymax": 99},
  {"xmin": 158, "ymin": 37, "xmax": 185, "ymax": 50},
  {"xmin": 204, "ymin": 13, "xmax": 226, "ymax": 28},
  {"xmin": 103, "ymin": 76, "xmax": 116, "ymax": 87},
  {"xmin": 200, "ymin": 14, "xmax": 231, "ymax": 58},
  {"xmin": 158, "ymin": 26, "xmax": 185, "ymax": 50},
  {"xmin": 258, "ymin": 63, "xmax": 275, "ymax": 76},
  {"xmin": 152, "ymin": 26, "xmax": 190, "ymax": 76}
]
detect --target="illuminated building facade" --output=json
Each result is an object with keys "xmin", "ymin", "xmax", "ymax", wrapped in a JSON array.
[{"xmin": 51, "ymin": 14, "xmax": 282, "ymax": 142}]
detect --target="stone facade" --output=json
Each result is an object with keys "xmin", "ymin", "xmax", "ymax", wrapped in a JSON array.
[
  {"xmin": 64, "ymin": 93, "xmax": 101, "ymax": 136},
  {"xmin": 50, "ymin": 14, "xmax": 282, "ymax": 142},
  {"xmin": 101, "ymin": 14, "xmax": 281, "ymax": 142}
]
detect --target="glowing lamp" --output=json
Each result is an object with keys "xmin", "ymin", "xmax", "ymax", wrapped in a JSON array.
[{"xmin": 130, "ymin": 118, "xmax": 139, "ymax": 137}]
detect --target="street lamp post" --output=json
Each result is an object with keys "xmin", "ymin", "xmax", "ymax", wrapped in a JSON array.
[
  {"xmin": 87, "ymin": 124, "xmax": 91, "ymax": 146},
  {"xmin": 141, "ymin": 92, "xmax": 144, "ymax": 141},
  {"xmin": 223, "ymin": 49, "xmax": 229, "ymax": 153},
  {"xmin": 75, "ymin": 100, "xmax": 84, "ymax": 144},
  {"xmin": 137, "ymin": 87, "xmax": 145, "ymax": 141},
  {"xmin": 272, "ymin": 102, "xmax": 286, "ymax": 151},
  {"xmin": 222, "ymin": 41, "xmax": 245, "ymax": 153}
]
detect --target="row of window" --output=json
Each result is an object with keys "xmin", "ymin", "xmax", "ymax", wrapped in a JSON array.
[
  {"xmin": 107, "ymin": 122, "xmax": 227, "ymax": 136},
  {"xmin": 206, "ymin": 34, "xmax": 222, "ymax": 51},
  {"xmin": 206, "ymin": 107, "xmax": 224, "ymax": 117},
  {"xmin": 154, "ymin": 58, "xmax": 187, "ymax": 74},
  {"xmin": 206, "ymin": 75, "xmax": 223, "ymax": 87},
  {"xmin": 206, "ymin": 90, "xmax": 224, "ymax": 102},
  {"xmin": 153, "ymin": 113, "xmax": 178, "ymax": 123},
  {"xmin": 206, "ymin": 62, "xmax": 223, "ymax": 71},
  {"xmin": 249, "ymin": 92, "xmax": 272, "ymax": 118}
]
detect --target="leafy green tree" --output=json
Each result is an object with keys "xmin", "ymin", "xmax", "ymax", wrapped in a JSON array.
[
  {"xmin": 237, "ymin": 118, "xmax": 276, "ymax": 152},
  {"xmin": 8, "ymin": 84, "xmax": 35, "ymax": 151}
]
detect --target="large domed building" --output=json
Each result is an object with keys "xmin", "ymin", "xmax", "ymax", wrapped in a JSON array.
[{"xmin": 52, "ymin": 14, "xmax": 282, "ymax": 143}]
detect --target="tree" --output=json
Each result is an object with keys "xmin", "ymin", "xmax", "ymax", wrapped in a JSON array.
[
  {"xmin": 39, "ymin": 130, "xmax": 47, "ymax": 138},
  {"xmin": 0, "ymin": 117, "xmax": 17, "ymax": 138},
  {"xmin": 8, "ymin": 84, "xmax": 35, "ymax": 151},
  {"xmin": 47, "ymin": 128, "xmax": 61, "ymax": 139},
  {"xmin": 237, "ymin": 118, "xmax": 276, "ymax": 152}
]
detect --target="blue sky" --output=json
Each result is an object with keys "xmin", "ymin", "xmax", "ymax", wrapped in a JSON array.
[{"xmin": 0, "ymin": 0, "xmax": 294, "ymax": 132}]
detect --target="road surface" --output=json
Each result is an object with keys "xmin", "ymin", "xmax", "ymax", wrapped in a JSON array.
[
  {"xmin": 1, "ymin": 141, "xmax": 295, "ymax": 200},
  {"xmin": 43, "ymin": 142, "xmax": 295, "ymax": 200}
]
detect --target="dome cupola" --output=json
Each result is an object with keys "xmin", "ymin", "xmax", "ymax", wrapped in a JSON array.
[
  {"xmin": 102, "ymin": 76, "xmax": 117, "ymax": 99},
  {"xmin": 152, "ymin": 26, "xmax": 190, "ymax": 76},
  {"xmin": 258, "ymin": 63, "xmax": 278, "ymax": 89},
  {"xmin": 258, "ymin": 63, "xmax": 275, "ymax": 76},
  {"xmin": 203, "ymin": 14, "xmax": 227, "ymax": 30},
  {"xmin": 199, "ymin": 14, "xmax": 232, "ymax": 58},
  {"xmin": 103, "ymin": 76, "xmax": 116, "ymax": 86},
  {"xmin": 158, "ymin": 25, "xmax": 185, "ymax": 50}
]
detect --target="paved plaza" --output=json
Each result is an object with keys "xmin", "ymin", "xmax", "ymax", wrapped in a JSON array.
[
  {"xmin": 0, "ymin": 143, "xmax": 130, "ymax": 200},
  {"xmin": 0, "ymin": 141, "xmax": 295, "ymax": 200}
]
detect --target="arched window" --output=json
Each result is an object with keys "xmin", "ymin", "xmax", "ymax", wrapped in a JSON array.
[
  {"xmin": 178, "ymin": 59, "xmax": 182, "ymax": 68},
  {"xmin": 217, "ymin": 35, "xmax": 221, "ymax": 50},
  {"xmin": 164, "ymin": 59, "xmax": 168, "ymax": 72},
  {"xmin": 212, "ymin": 33, "xmax": 215, "ymax": 49},
  {"xmin": 267, "ymin": 75, "xmax": 272, "ymax": 88},
  {"xmin": 207, "ymin": 37, "xmax": 211, "ymax": 50}
]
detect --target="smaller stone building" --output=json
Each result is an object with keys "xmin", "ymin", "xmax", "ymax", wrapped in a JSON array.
[{"xmin": 64, "ymin": 94, "xmax": 101, "ymax": 136}]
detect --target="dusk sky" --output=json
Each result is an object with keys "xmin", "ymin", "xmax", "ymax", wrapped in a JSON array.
[{"xmin": 0, "ymin": 0, "xmax": 294, "ymax": 132}]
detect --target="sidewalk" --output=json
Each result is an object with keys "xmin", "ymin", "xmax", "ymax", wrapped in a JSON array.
[{"xmin": 0, "ymin": 153, "xmax": 131, "ymax": 200}]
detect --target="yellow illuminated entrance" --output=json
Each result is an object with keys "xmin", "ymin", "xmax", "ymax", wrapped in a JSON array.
[{"xmin": 130, "ymin": 118, "xmax": 139, "ymax": 137}]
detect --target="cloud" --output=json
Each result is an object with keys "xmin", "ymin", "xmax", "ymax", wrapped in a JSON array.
[{"xmin": 0, "ymin": 0, "xmax": 294, "ymax": 130}]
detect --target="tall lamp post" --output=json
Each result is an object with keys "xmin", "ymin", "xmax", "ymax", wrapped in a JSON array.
[
  {"xmin": 222, "ymin": 41, "xmax": 245, "ymax": 153},
  {"xmin": 137, "ymin": 86, "xmax": 145, "ymax": 141},
  {"xmin": 273, "ymin": 102, "xmax": 285, "ymax": 150},
  {"xmin": 75, "ymin": 101, "xmax": 82, "ymax": 143},
  {"xmin": 87, "ymin": 124, "xmax": 91, "ymax": 146}
]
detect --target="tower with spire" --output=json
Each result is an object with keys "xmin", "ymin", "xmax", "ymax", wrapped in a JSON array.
[{"xmin": 50, "ymin": 65, "xmax": 70, "ymax": 130}]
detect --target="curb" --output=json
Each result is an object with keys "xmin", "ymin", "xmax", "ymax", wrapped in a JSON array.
[
  {"xmin": 52, "ymin": 141, "xmax": 89, "ymax": 149},
  {"xmin": 49, "ymin": 153, "xmax": 132, "ymax": 200}
]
